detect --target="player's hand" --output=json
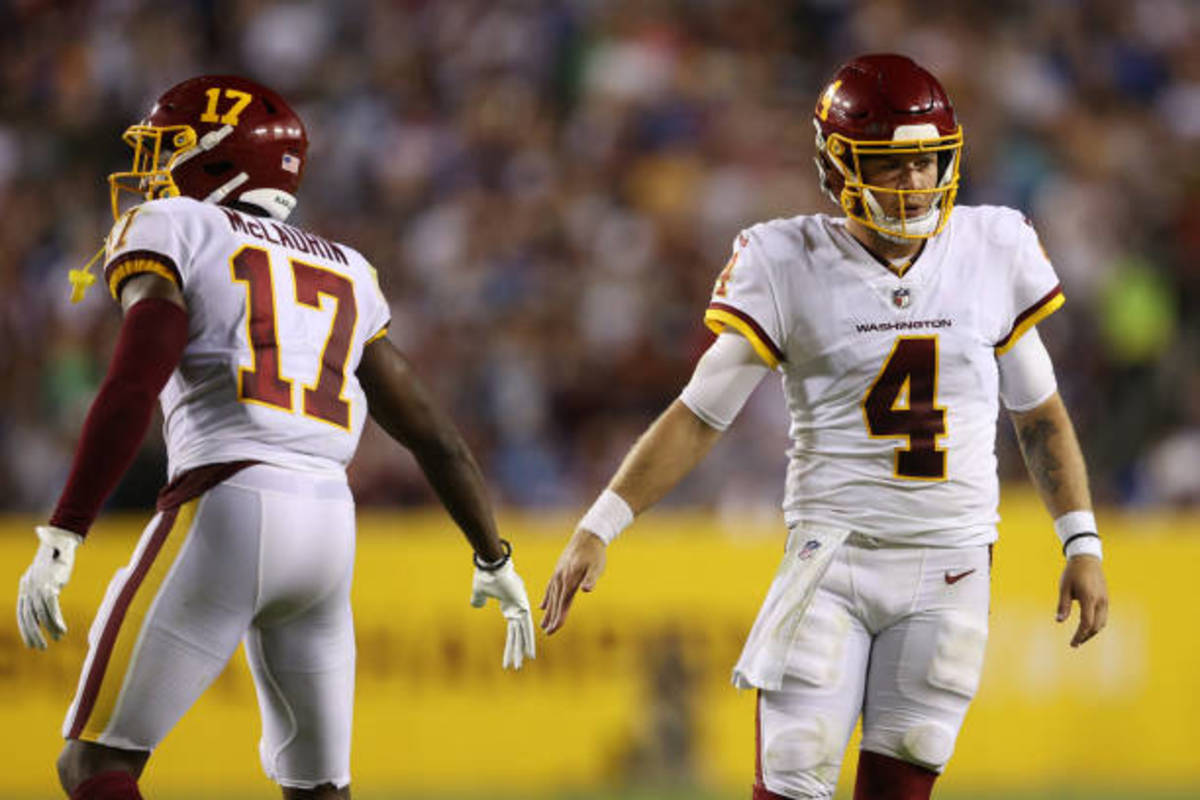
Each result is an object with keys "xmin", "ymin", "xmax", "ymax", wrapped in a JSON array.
[
  {"xmin": 1056, "ymin": 554, "xmax": 1108, "ymax": 648},
  {"xmin": 470, "ymin": 560, "xmax": 536, "ymax": 669},
  {"xmin": 540, "ymin": 528, "xmax": 607, "ymax": 635},
  {"xmin": 17, "ymin": 525, "xmax": 83, "ymax": 650}
]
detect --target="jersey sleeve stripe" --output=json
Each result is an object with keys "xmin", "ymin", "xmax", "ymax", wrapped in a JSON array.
[
  {"xmin": 104, "ymin": 250, "xmax": 182, "ymax": 299},
  {"xmin": 995, "ymin": 285, "xmax": 1064, "ymax": 355},
  {"xmin": 704, "ymin": 303, "xmax": 784, "ymax": 369}
]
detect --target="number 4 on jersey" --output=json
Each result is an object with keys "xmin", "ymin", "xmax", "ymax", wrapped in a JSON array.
[{"xmin": 862, "ymin": 336, "xmax": 947, "ymax": 480}]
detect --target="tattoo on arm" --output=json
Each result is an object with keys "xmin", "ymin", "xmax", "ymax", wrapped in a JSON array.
[{"xmin": 1017, "ymin": 417, "xmax": 1062, "ymax": 496}]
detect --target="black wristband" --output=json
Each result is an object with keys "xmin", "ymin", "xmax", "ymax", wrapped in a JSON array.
[
  {"xmin": 1061, "ymin": 531, "xmax": 1099, "ymax": 556},
  {"xmin": 474, "ymin": 539, "xmax": 512, "ymax": 571}
]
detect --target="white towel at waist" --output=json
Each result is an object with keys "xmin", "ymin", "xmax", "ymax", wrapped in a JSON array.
[{"xmin": 731, "ymin": 523, "xmax": 851, "ymax": 691}]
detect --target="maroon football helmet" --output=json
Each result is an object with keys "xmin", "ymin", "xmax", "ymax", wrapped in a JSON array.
[
  {"xmin": 108, "ymin": 75, "xmax": 308, "ymax": 221},
  {"xmin": 813, "ymin": 54, "xmax": 963, "ymax": 240}
]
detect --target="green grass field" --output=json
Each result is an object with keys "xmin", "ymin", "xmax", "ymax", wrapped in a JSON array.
[
  {"xmin": 502, "ymin": 791, "xmax": 1179, "ymax": 800},
  {"xmin": 5, "ymin": 782, "xmax": 1199, "ymax": 799},
  {"xmin": 374, "ymin": 791, "xmax": 1200, "ymax": 800},
  {"xmin": 100, "ymin": 788, "xmax": 1199, "ymax": 800}
]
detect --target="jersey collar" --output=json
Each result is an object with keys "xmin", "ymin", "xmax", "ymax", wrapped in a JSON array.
[{"xmin": 831, "ymin": 220, "xmax": 932, "ymax": 280}]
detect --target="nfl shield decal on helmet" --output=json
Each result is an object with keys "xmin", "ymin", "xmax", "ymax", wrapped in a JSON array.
[{"xmin": 893, "ymin": 287, "xmax": 911, "ymax": 308}]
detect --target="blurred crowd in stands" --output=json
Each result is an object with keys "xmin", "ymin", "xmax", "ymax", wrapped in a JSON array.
[{"xmin": 1, "ymin": 0, "xmax": 1196, "ymax": 518}]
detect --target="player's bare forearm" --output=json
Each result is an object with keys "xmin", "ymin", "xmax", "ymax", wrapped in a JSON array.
[
  {"xmin": 1010, "ymin": 392, "xmax": 1092, "ymax": 518},
  {"xmin": 608, "ymin": 399, "xmax": 724, "ymax": 514},
  {"xmin": 1011, "ymin": 393, "xmax": 1108, "ymax": 646},
  {"xmin": 412, "ymin": 438, "xmax": 503, "ymax": 563},
  {"xmin": 540, "ymin": 400, "xmax": 722, "ymax": 634},
  {"xmin": 357, "ymin": 339, "xmax": 504, "ymax": 562}
]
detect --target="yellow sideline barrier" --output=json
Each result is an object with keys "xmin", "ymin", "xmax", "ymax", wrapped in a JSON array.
[{"xmin": 1, "ymin": 491, "xmax": 1198, "ymax": 798}]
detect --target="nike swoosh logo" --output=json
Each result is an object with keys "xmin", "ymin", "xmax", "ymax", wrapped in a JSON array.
[{"xmin": 944, "ymin": 569, "xmax": 976, "ymax": 585}]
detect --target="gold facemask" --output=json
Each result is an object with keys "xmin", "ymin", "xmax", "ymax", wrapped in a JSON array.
[
  {"xmin": 107, "ymin": 124, "xmax": 198, "ymax": 222},
  {"xmin": 70, "ymin": 125, "xmax": 200, "ymax": 303},
  {"xmin": 824, "ymin": 127, "xmax": 963, "ymax": 241}
]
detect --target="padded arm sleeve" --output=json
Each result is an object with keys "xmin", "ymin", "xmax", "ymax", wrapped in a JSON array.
[
  {"xmin": 997, "ymin": 326, "xmax": 1057, "ymax": 412},
  {"xmin": 679, "ymin": 333, "xmax": 771, "ymax": 431},
  {"xmin": 48, "ymin": 298, "xmax": 189, "ymax": 536}
]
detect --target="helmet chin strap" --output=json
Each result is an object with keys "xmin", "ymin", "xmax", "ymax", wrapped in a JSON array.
[
  {"xmin": 172, "ymin": 125, "xmax": 234, "ymax": 167},
  {"xmin": 203, "ymin": 172, "xmax": 250, "ymax": 205}
]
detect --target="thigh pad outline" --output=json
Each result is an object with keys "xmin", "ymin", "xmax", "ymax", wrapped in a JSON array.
[
  {"xmin": 786, "ymin": 601, "xmax": 851, "ymax": 689},
  {"xmin": 926, "ymin": 611, "xmax": 987, "ymax": 699},
  {"xmin": 763, "ymin": 717, "xmax": 842, "ymax": 797}
]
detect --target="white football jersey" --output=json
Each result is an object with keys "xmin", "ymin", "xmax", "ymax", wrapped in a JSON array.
[
  {"xmin": 706, "ymin": 206, "xmax": 1063, "ymax": 547},
  {"xmin": 102, "ymin": 197, "xmax": 390, "ymax": 479}
]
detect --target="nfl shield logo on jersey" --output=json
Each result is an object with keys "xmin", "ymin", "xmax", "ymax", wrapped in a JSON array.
[
  {"xmin": 892, "ymin": 287, "xmax": 911, "ymax": 309},
  {"xmin": 798, "ymin": 539, "xmax": 822, "ymax": 560}
]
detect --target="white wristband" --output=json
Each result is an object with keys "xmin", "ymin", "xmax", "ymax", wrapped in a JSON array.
[
  {"xmin": 578, "ymin": 489, "xmax": 634, "ymax": 545},
  {"xmin": 1053, "ymin": 511, "xmax": 1102, "ymax": 560}
]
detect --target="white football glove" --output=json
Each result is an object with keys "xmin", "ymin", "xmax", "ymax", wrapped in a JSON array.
[
  {"xmin": 17, "ymin": 525, "xmax": 84, "ymax": 650},
  {"xmin": 470, "ymin": 555, "xmax": 536, "ymax": 670}
]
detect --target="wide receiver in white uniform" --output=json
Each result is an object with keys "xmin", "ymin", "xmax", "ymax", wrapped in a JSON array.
[
  {"xmin": 15, "ymin": 75, "xmax": 535, "ymax": 800},
  {"xmin": 542, "ymin": 54, "xmax": 1109, "ymax": 800}
]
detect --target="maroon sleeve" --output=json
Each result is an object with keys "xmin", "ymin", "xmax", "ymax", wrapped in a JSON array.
[{"xmin": 49, "ymin": 298, "xmax": 189, "ymax": 536}]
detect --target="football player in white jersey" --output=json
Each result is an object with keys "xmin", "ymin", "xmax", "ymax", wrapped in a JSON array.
[
  {"xmin": 15, "ymin": 75, "xmax": 535, "ymax": 800},
  {"xmin": 541, "ymin": 54, "xmax": 1109, "ymax": 800}
]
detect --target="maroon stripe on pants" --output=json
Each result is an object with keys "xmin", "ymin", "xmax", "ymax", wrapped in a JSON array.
[
  {"xmin": 67, "ymin": 507, "xmax": 180, "ymax": 740},
  {"xmin": 755, "ymin": 690, "xmax": 763, "ymax": 785},
  {"xmin": 752, "ymin": 691, "xmax": 792, "ymax": 800}
]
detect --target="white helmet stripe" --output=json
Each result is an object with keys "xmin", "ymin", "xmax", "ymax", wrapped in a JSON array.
[{"xmin": 892, "ymin": 123, "xmax": 940, "ymax": 141}]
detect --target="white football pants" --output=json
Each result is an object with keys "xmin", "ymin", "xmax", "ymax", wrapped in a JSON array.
[
  {"xmin": 62, "ymin": 463, "xmax": 357, "ymax": 790},
  {"xmin": 757, "ymin": 532, "xmax": 991, "ymax": 799}
]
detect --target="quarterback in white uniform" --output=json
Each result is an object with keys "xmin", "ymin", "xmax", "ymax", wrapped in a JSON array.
[
  {"xmin": 16, "ymin": 75, "xmax": 535, "ymax": 800},
  {"xmin": 542, "ymin": 54, "xmax": 1109, "ymax": 800}
]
